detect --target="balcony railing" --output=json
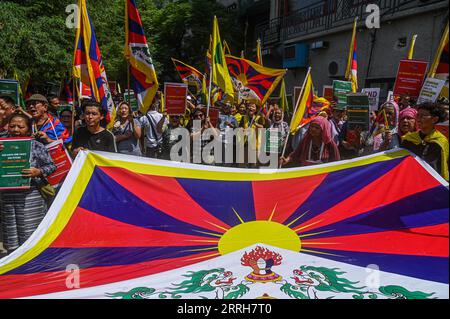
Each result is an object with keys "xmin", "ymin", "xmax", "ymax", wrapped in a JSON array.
[{"xmin": 255, "ymin": 0, "xmax": 446, "ymax": 45}]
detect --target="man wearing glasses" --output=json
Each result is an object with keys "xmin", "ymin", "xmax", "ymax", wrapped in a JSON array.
[{"xmin": 25, "ymin": 94, "xmax": 72, "ymax": 145}]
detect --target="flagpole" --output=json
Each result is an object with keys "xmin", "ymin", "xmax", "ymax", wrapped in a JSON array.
[
  {"xmin": 127, "ymin": 62, "xmax": 131, "ymax": 105},
  {"xmin": 279, "ymin": 66, "xmax": 312, "ymax": 168},
  {"xmin": 72, "ymin": 76, "xmax": 76, "ymax": 136},
  {"xmin": 207, "ymin": 64, "xmax": 213, "ymax": 118}
]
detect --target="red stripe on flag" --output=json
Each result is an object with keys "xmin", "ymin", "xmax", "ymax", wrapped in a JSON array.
[
  {"xmin": 302, "ymin": 223, "xmax": 449, "ymax": 257},
  {"xmin": 252, "ymin": 174, "xmax": 328, "ymax": 223},
  {"xmin": 99, "ymin": 167, "xmax": 231, "ymax": 233},
  {"xmin": 295, "ymin": 157, "xmax": 442, "ymax": 233},
  {"xmin": 0, "ymin": 251, "xmax": 217, "ymax": 299},
  {"xmin": 50, "ymin": 207, "xmax": 220, "ymax": 248}
]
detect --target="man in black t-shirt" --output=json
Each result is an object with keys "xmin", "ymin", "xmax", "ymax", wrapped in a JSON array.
[{"xmin": 72, "ymin": 101, "xmax": 117, "ymax": 157}]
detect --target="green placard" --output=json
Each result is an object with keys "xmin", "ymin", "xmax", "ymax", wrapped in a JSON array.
[
  {"xmin": 346, "ymin": 94, "xmax": 370, "ymax": 131},
  {"xmin": 0, "ymin": 79, "xmax": 20, "ymax": 105},
  {"xmin": 123, "ymin": 90, "xmax": 139, "ymax": 112},
  {"xmin": 0, "ymin": 138, "xmax": 32, "ymax": 190},
  {"xmin": 265, "ymin": 129, "xmax": 282, "ymax": 154},
  {"xmin": 332, "ymin": 80, "xmax": 352, "ymax": 109}
]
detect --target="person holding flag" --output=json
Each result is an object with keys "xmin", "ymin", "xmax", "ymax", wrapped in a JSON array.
[{"xmin": 73, "ymin": 0, "xmax": 116, "ymax": 129}]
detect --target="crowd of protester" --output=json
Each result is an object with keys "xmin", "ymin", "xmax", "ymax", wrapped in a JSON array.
[{"xmin": 0, "ymin": 89, "xmax": 448, "ymax": 256}]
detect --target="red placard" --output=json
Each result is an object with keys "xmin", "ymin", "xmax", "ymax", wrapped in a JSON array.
[
  {"xmin": 164, "ymin": 83, "xmax": 188, "ymax": 115},
  {"xmin": 45, "ymin": 140, "xmax": 72, "ymax": 188},
  {"xmin": 323, "ymin": 85, "xmax": 333, "ymax": 102},
  {"xmin": 200, "ymin": 107, "xmax": 220, "ymax": 128},
  {"xmin": 393, "ymin": 60, "xmax": 428, "ymax": 98}
]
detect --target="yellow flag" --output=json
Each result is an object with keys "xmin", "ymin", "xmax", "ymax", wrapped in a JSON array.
[
  {"xmin": 407, "ymin": 34, "xmax": 417, "ymax": 60},
  {"xmin": 256, "ymin": 39, "xmax": 263, "ymax": 66},
  {"xmin": 211, "ymin": 16, "xmax": 234, "ymax": 99},
  {"xmin": 279, "ymin": 79, "xmax": 288, "ymax": 112},
  {"xmin": 290, "ymin": 72, "xmax": 313, "ymax": 134}
]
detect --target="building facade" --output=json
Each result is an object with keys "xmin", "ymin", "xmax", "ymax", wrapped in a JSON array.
[{"xmin": 228, "ymin": 0, "xmax": 448, "ymax": 105}]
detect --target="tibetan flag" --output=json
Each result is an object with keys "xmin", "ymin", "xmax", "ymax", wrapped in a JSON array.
[
  {"xmin": 73, "ymin": 0, "xmax": 115, "ymax": 128},
  {"xmin": 256, "ymin": 39, "xmax": 263, "ymax": 66},
  {"xmin": 0, "ymin": 149, "xmax": 448, "ymax": 299},
  {"xmin": 171, "ymin": 58, "xmax": 204, "ymax": 93},
  {"xmin": 225, "ymin": 55, "xmax": 286, "ymax": 106},
  {"xmin": 211, "ymin": 16, "xmax": 234, "ymax": 100},
  {"xmin": 407, "ymin": 34, "xmax": 417, "ymax": 60},
  {"xmin": 429, "ymin": 21, "xmax": 449, "ymax": 78},
  {"xmin": 345, "ymin": 18, "xmax": 358, "ymax": 93},
  {"xmin": 290, "ymin": 72, "xmax": 330, "ymax": 134},
  {"xmin": 125, "ymin": 0, "xmax": 159, "ymax": 114}
]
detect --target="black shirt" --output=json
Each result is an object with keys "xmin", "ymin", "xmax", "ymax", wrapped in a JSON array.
[
  {"xmin": 72, "ymin": 126, "xmax": 117, "ymax": 153},
  {"xmin": 401, "ymin": 132, "xmax": 443, "ymax": 176}
]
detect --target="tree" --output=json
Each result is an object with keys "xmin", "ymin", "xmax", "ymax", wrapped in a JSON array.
[{"xmin": 0, "ymin": 0, "xmax": 243, "ymax": 94}]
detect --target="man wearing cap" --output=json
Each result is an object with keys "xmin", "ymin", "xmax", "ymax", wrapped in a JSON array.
[
  {"xmin": 25, "ymin": 94, "xmax": 72, "ymax": 145},
  {"xmin": 329, "ymin": 102, "xmax": 346, "ymax": 146}
]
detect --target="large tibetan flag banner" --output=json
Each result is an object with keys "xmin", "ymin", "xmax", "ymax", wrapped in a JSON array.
[
  {"xmin": 225, "ymin": 55, "xmax": 286, "ymax": 106},
  {"xmin": 73, "ymin": 0, "xmax": 115, "ymax": 127},
  {"xmin": 125, "ymin": 0, "xmax": 159, "ymax": 114},
  {"xmin": 0, "ymin": 149, "xmax": 448, "ymax": 299},
  {"xmin": 171, "ymin": 58, "xmax": 204, "ymax": 93}
]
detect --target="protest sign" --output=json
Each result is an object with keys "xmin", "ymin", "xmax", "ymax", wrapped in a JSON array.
[
  {"xmin": 265, "ymin": 128, "xmax": 282, "ymax": 154},
  {"xmin": 323, "ymin": 85, "xmax": 333, "ymax": 102},
  {"xmin": 199, "ymin": 107, "xmax": 220, "ymax": 127},
  {"xmin": 332, "ymin": 80, "xmax": 352, "ymax": 109},
  {"xmin": 0, "ymin": 137, "xmax": 32, "ymax": 190},
  {"xmin": 346, "ymin": 94, "xmax": 370, "ymax": 131},
  {"xmin": 361, "ymin": 88, "xmax": 380, "ymax": 111},
  {"xmin": 393, "ymin": 59, "xmax": 428, "ymax": 98},
  {"xmin": 45, "ymin": 140, "xmax": 73, "ymax": 188},
  {"xmin": 123, "ymin": 90, "xmax": 139, "ymax": 112},
  {"xmin": 164, "ymin": 83, "xmax": 188, "ymax": 115},
  {"xmin": 417, "ymin": 77, "xmax": 446, "ymax": 104},
  {"xmin": 108, "ymin": 81, "xmax": 117, "ymax": 93},
  {"xmin": 0, "ymin": 79, "xmax": 20, "ymax": 105}
]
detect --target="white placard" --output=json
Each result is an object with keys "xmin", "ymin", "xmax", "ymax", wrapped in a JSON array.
[
  {"xmin": 361, "ymin": 88, "xmax": 380, "ymax": 111},
  {"xmin": 418, "ymin": 77, "xmax": 446, "ymax": 104}
]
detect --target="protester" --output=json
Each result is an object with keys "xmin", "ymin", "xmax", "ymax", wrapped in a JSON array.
[
  {"xmin": 0, "ymin": 96, "xmax": 15, "ymax": 137},
  {"xmin": 280, "ymin": 116, "xmax": 340, "ymax": 167},
  {"xmin": 401, "ymin": 102, "xmax": 449, "ymax": 181},
  {"xmin": 191, "ymin": 108, "xmax": 220, "ymax": 165},
  {"xmin": 72, "ymin": 101, "xmax": 117, "ymax": 157},
  {"xmin": 59, "ymin": 107, "xmax": 74, "ymax": 135},
  {"xmin": 47, "ymin": 95, "xmax": 61, "ymax": 118},
  {"xmin": 26, "ymin": 94, "xmax": 72, "ymax": 145},
  {"xmin": 112, "ymin": 101, "xmax": 142, "ymax": 156},
  {"xmin": 0, "ymin": 113, "xmax": 56, "ymax": 254},
  {"xmin": 161, "ymin": 113, "xmax": 183, "ymax": 160},
  {"xmin": 329, "ymin": 106, "xmax": 346, "ymax": 146},
  {"xmin": 398, "ymin": 107, "xmax": 418, "ymax": 137},
  {"xmin": 140, "ymin": 101, "xmax": 166, "ymax": 158},
  {"xmin": 267, "ymin": 105, "xmax": 289, "ymax": 156}
]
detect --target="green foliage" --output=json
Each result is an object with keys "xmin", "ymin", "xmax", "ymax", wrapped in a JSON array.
[{"xmin": 0, "ymin": 0, "xmax": 243, "ymax": 90}]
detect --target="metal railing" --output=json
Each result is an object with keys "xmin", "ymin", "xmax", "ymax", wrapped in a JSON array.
[{"xmin": 255, "ymin": 0, "xmax": 445, "ymax": 44}]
